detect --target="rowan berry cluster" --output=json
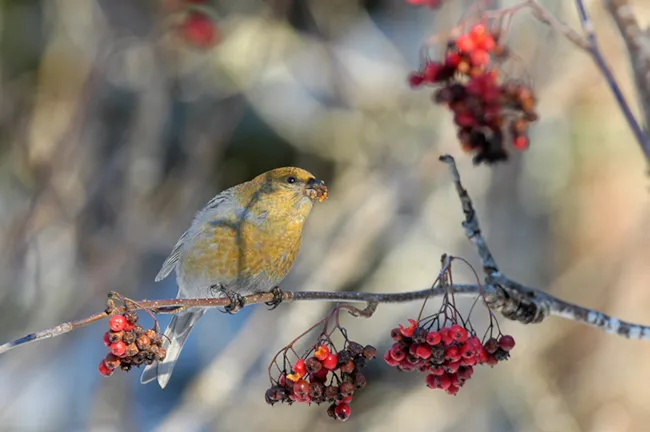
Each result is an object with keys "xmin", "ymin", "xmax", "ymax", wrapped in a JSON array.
[
  {"xmin": 385, "ymin": 317, "xmax": 515, "ymax": 395},
  {"xmin": 266, "ymin": 340, "xmax": 377, "ymax": 422},
  {"xmin": 409, "ymin": 23, "xmax": 538, "ymax": 164},
  {"xmin": 98, "ymin": 312, "xmax": 167, "ymax": 377}
]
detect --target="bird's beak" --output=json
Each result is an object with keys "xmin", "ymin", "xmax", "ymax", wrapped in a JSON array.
[{"xmin": 305, "ymin": 178, "xmax": 328, "ymax": 202}]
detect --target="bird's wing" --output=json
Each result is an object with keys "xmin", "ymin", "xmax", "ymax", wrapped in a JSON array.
[{"xmin": 154, "ymin": 192, "xmax": 230, "ymax": 282}]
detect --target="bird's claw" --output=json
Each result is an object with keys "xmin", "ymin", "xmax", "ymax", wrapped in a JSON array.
[
  {"xmin": 265, "ymin": 286, "xmax": 284, "ymax": 310},
  {"xmin": 213, "ymin": 285, "xmax": 245, "ymax": 314}
]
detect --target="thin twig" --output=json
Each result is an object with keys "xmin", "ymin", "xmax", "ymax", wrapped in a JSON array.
[{"xmin": 574, "ymin": 0, "xmax": 650, "ymax": 161}]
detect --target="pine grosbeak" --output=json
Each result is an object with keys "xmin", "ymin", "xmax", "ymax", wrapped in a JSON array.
[{"xmin": 141, "ymin": 167, "xmax": 327, "ymax": 388}]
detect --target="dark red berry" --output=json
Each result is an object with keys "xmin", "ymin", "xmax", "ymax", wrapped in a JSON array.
[
  {"xmin": 334, "ymin": 403, "xmax": 351, "ymax": 422},
  {"xmin": 499, "ymin": 335, "xmax": 516, "ymax": 352},
  {"xmin": 103, "ymin": 332, "xmax": 112, "ymax": 347},
  {"xmin": 484, "ymin": 338, "xmax": 499, "ymax": 354},
  {"xmin": 362, "ymin": 345, "xmax": 377, "ymax": 360},
  {"xmin": 293, "ymin": 379, "xmax": 310, "ymax": 398},
  {"xmin": 109, "ymin": 315, "xmax": 127, "ymax": 332}
]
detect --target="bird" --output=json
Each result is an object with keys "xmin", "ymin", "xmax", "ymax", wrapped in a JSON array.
[{"xmin": 141, "ymin": 167, "xmax": 328, "ymax": 388}]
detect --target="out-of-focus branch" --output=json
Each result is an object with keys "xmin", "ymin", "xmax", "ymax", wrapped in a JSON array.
[
  {"xmin": 604, "ymin": 0, "xmax": 650, "ymax": 135},
  {"xmin": 573, "ymin": 0, "xmax": 650, "ymax": 161},
  {"xmin": 3, "ymin": 155, "xmax": 650, "ymax": 359}
]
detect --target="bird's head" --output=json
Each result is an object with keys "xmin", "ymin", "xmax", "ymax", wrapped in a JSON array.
[{"xmin": 255, "ymin": 167, "xmax": 328, "ymax": 205}]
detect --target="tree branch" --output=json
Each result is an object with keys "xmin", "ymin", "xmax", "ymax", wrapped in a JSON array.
[
  {"xmin": 603, "ymin": 0, "xmax": 650, "ymax": 137},
  {"xmin": 574, "ymin": 0, "xmax": 650, "ymax": 161},
  {"xmin": 2, "ymin": 155, "xmax": 650, "ymax": 358}
]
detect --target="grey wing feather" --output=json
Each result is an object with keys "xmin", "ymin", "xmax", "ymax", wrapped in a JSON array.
[{"xmin": 154, "ymin": 192, "xmax": 230, "ymax": 283}]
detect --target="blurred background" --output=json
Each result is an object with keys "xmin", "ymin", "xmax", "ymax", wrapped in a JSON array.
[{"xmin": 0, "ymin": 0, "xmax": 649, "ymax": 431}]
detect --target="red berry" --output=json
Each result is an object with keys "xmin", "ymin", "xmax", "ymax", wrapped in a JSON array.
[
  {"xmin": 338, "ymin": 395, "xmax": 353, "ymax": 404},
  {"xmin": 486, "ymin": 355, "xmax": 498, "ymax": 366},
  {"xmin": 445, "ymin": 53, "xmax": 462, "ymax": 68},
  {"xmin": 438, "ymin": 374, "xmax": 452, "ymax": 390},
  {"xmin": 334, "ymin": 403, "xmax": 351, "ymax": 422},
  {"xmin": 314, "ymin": 345, "xmax": 330, "ymax": 361},
  {"xmin": 98, "ymin": 361, "xmax": 114, "ymax": 377},
  {"xmin": 450, "ymin": 324, "xmax": 469, "ymax": 343},
  {"xmin": 109, "ymin": 315, "xmax": 127, "ymax": 332},
  {"xmin": 424, "ymin": 62, "xmax": 442, "ymax": 82},
  {"xmin": 384, "ymin": 350, "xmax": 400, "ymax": 367},
  {"xmin": 399, "ymin": 319, "xmax": 418, "ymax": 338},
  {"xmin": 408, "ymin": 72, "xmax": 425, "ymax": 87},
  {"xmin": 180, "ymin": 12, "xmax": 218, "ymax": 48},
  {"xmin": 110, "ymin": 341, "xmax": 127, "ymax": 358},
  {"xmin": 430, "ymin": 367, "xmax": 445, "ymax": 376},
  {"xmin": 477, "ymin": 347, "xmax": 489, "ymax": 364},
  {"xmin": 480, "ymin": 35, "xmax": 496, "ymax": 51},
  {"xmin": 312, "ymin": 367, "xmax": 329, "ymax": 382},
  {"xmin": 447, "ymin": 384, "xmax": 460, "ymax": 395},
  {"xmin": 426, "ymin": 331, "xmax": 441, "ymax": 346},
  {"xmin": 513, "ymin": 136, "xmax": 529, "ymax": 150},
  {"xmin": 293, "ymin": 379, "xmax": 310, "ymax": 397},
  {"xmin": 445, "ymin": 360, "xmax": 461, "ymax": 374},
  {"xmin": 460, "ymin": 343, "xmax": 475, "ymax": 359},
  {"xmin": 425, "ymin": 373, "xmax": 437, "ymax": 388},
  {"xmin": 458, "ymin": 366, "xmax": 474, "ymax": 380},
  {"xmin": 499, "ymin": 335, "xmax": 516, "ymax": 352},
  {"xmin": 456, "ymin": 34, "xmax": 476, "ymax": 53},
  {"xmin": 103, "ymin": 332, "xmax": 112, "ymax": 347},
  {"xmin": 470, "ymin": 49, "xmax": 490, "ymax": 67},
  {"xmin": 322, "ymin": 353, "xmax": 338, "ymax": 370},
  {"xmin": 390, "ymin": 346, "xmax": 406, "ymax": 362},
  {"xmin": 461, "ymin": 355, "xmax": 477, "ymax": 366},
  {"xmin": 294, "ymin": 358, "xmax": 307, "ymax": 377},
  {"xmin": 415, "ymin": 344, "xmax": 432, "ymax": 359},
  {"xmin": 123, "ymin": 320, "xmax": 135, "ymax": 332},
  {"xmin": 445, "ymin": 346, "xmax": 460, "ymax": 362}
]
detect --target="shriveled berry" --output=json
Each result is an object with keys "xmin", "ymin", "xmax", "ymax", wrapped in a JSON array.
[
  {"xmin": 325, "ymin": 385, "xmax": 339, "ymax": 402},
  {"xmin": 426, "ymin": 331, "xmax": 441, "ymax": 346},
  {"xmin": 123, "ymin": 311, "xmax": 138, "ymax": 324},
  {"xmin": 314, "ymin": 345, "xmax": 330, "ymax": 361},
  {"xmin": 98, "ymin": 361, "xmax": 114, "ymax": 377},
  {"xmin": 499, "ymin": 335, "xmax": 516, "ymax": 352},
  {"xmin": 412, "ymin": 327, "xmax": 428, "ymax": 344},
  {"xmin": 322, "ymin": 353, "xmax": 338, "ymax": 370},
  {"xmin": 353, "ymin": 372, "xmax": 367, "ymax": 389},
  {"xmin": 110, "ymin": 341, "xmax": 127, "ymax": 358},
  {"xmin": 348, "ymin": 341, "xmax": 364, "ymax": 357},
  {"xmin": 294, "ymin": 358, "xmax": 307, "ymax": 377},
  {"xmin": 309, "ymin": 381, "xmax": 325, "ymax": 402},
  {"xmin": 390, "ymin": 328, "xmax": 403, "ymax": 341},
  {"xmin": 305, "ymin": 357, "xmax": 323, "ymax": 374},
  {"xmin": 340, "ymin": 360, "xmax": 356, "ymax": 374},
  {"xmin": 122, "ymin": 331, "xmax": 135, "ymax": 345},
  {"xmin": 354, "ymin": 355, "xmax": 367, "ymax": 369},
  {"xmin": 334, "ymin": 403, "xmax": 351, "ymax": 421},
  {"xmin": 125, "ymin": 343, "xmax": 138, "ymax": 357},
  {"xmin": 339, "ymin": 381, "xmax": 355, "ymax": 398},
  {"xmin": 108, "ymin": 331, "xmax": 123, "ymax": 344},
  {"xmin": 337, "ymin": 350, "xmax": 352, "ymax": 365},
  {"xmin": 109, "ymin": 315, "xmax": 127, "ymax": 332},
  {"xmin": 156, "ymin": 347, "xmax": 167, "ymax": 362},
  {"xmin": 136, "ymin": 334, "xmax": 151, "ymax": 351},
  {"xmin": 494, "ymin": 348, "xmax": 510, "ymax": 361},
  {"xmin": 104, "ymin": 353, "xmax": 121, "ymax": 369},
  {"xmin": 458, "ymin": 366, "xmax": 474, "ymax": 380},
  {"xmin": 265, "ymin": 385, "xmax": 288, "ymax": 405},
  {"xmin": 362, "ymin": 345, "xmax": 377, "ymax": 360}
]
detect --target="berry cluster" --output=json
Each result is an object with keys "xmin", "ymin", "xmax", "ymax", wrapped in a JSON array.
[
  {"xmin": 409, "ymin": 23, "xmax": 538, "ymax": 164},
  {"xmin": 98, "ymin": 312, "xmax": 166, "ymax": 377},
  {"xmin": 384, "ymin": 318, "xmax": 515, "ymax": 395},
  {"xmin": 266, "ymin": 341, "xmax": 377, "ymax": 422}
]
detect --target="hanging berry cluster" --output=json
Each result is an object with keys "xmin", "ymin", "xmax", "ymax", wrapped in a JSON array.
[
  {"xmin": 409, "ymin": 23, "xmax": 539, "ymax": 164},
  {"xmin": 98, "ymin": 311, "xmax": 167, "ymax": 377},
  {"xmin": 385, "ymin": 319, "xmax": 515, "ymax": 395},
  {"xmin": 266, "ymin": 306, "xmax": 377, "ymax": 422},
  {"xmin": 384, "ymin": 256, "xmax": 515, "ymax": 395}
]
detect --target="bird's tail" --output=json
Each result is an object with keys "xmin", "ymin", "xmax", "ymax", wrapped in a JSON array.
[{"xmin": 140, "ymin": 308, "xmax": 205, "ymax": 388}]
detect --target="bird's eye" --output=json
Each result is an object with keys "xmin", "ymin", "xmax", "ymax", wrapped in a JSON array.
[{"xmin": 287, "ymin": 176, "xmax": 296, "ymax": 184}]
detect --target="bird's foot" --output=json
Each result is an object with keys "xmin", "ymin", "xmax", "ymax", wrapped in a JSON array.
[
  {"xmin": 265, "ymin": 286, "xmax": 284, "ymax": 310},
  {"xmin": 212, "ymin": 284, "xmax": 246, "ymax": 314}
]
